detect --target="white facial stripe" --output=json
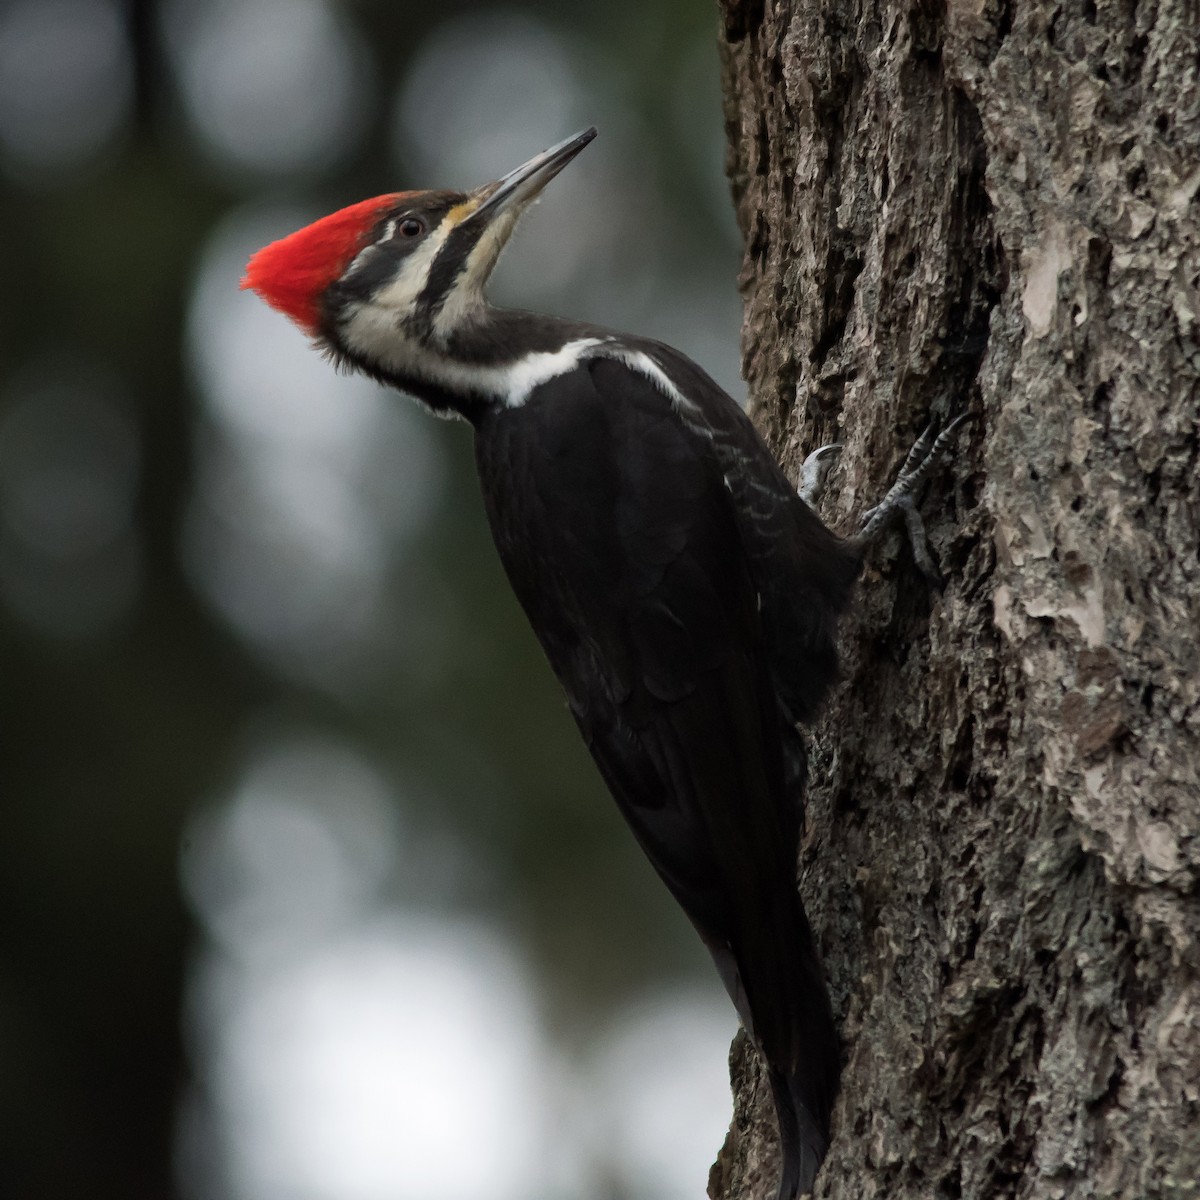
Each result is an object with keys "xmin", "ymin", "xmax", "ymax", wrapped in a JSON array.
[
  {"xmin": 346, "ymin": 201, "xmax": 501, "ymax": 345},
  {"xmin": 343, "ymin": 215, "xmax": 413, "ymax": 279},
  {"xmin": 431, "ymin": 212, "xmax": 518, "ymax": 340},
  {"xmin": 371, "ymin": 220, "xmax": 453, "ymax": 314}
]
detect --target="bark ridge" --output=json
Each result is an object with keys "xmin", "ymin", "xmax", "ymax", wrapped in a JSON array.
[{"xmin": 713, "ymin": 0, "xmax": 1200, "ymax": 1196}]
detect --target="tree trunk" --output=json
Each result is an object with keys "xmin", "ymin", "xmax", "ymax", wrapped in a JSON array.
[{"xmin": 711, "ymin": 1, "xmax": 1200, "ymax": 1197}]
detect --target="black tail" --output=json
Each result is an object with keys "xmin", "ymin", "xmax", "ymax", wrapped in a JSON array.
[
  {"xmin": 769, "ymin": 1064, "xmax": 831, "ymax": 1199},
  {"xmin": 745, "ymin": 883, "xmax": 840, "ymax": 1199},
  {"xmin": 706, "ymin": 923, "xmax": 838, "ymax": 1197}
]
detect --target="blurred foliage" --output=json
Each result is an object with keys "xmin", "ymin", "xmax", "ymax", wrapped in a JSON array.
[{"xmin": 0, "ymin": 1, "xmax": 740, "ymax": 1197}]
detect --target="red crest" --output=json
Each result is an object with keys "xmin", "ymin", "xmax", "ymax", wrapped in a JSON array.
[{"xmin": 241, "ymin": 194, "xmax": 401, "ymax": 333}]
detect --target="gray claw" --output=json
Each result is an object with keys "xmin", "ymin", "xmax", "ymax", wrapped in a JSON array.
[
  {"xmin": 900, "ymin": 423, "xmax": 937, "ymax": 476},
  {"xmin": 899, "ymin": 494, "xmax": 943, "ymax": 586},
  {"xmin": 849, "ymin": 415, "xmax": 971, "ymax": 575},
  {"xmin": 798, "ymin": 442, "xmax": 843, "ymax": 507}
]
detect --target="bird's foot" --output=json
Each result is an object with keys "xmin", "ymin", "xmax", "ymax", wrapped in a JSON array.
[
  {"xmin": 848, "ymin": 415, "xmax": 971, "ymax": 584},
  {"xmin": 797, "ymin": 443, "xmax": 843, "ymax": 507}
]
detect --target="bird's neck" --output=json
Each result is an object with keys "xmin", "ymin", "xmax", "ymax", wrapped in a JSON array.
[{"xmin": 341, "ymin": 305, "xmax": 608, "ymax": 421}]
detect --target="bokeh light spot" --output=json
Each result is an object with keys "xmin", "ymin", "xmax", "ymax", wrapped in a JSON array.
[
  {"xmin": 393, "ymin": 14, "xmax": 658, "ymax": 316},
  {"xmin": 181, "ymin": 729, "xmax": 554, "ymax": 1200},
  {"xmin": 182, "ymin": 735, "xmax": 400, "ymax": 958},
  {"xmin": 161, "ymin": 0, "xmax": 369, "ymax": 180},
  {"xmin": 595, "ymin": 991, "xmax": 735, "ymax": 1200},
  {"xmin": 395, "ymin": 12, "xmax": 585, "ymax": 184},
  {"xmin": 188, "ymin": 919, "xmax": 551, "ymax": 1200},
  {"xmin": 0, "ymin": 0, "xmax": 133, "ymax": 183}
]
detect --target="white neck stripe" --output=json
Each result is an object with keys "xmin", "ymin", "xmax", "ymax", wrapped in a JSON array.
[
  {"xmin": 341, "ymin": 315, "xmax": 607, "ymax": 407},
  {"xmin": 340, "ymin": 308, "xmax": 700, "ymax": 417}
]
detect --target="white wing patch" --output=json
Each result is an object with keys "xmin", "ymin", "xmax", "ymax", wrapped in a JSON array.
[
  {"xmin": 601, "ymin": 346, "xmax": 716, "ymax": 443},
  {"xmin": 600, "ymin": 348, "xmax": 698, "ymax": 415}
]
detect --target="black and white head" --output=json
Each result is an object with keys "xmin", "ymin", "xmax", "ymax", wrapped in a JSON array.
[{"xmin": 242, "ymin": 128, "xmax": 598, "ymax": 394}]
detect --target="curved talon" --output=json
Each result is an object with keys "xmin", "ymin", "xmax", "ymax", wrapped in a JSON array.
[
  {"xmin": 798, "ymin": 442, "xmax": 844, "ymax": 507},
  {"xmin": 899, "ymin": 423, "xmax": 937, "ymax": 476},
  {"xmin": 849, "ymin": 414, "xmax": 971, "ymax": 574}
]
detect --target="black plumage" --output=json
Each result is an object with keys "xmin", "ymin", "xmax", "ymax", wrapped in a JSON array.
[{"xmin": 473, "ymin": 344, "xmax": 860, "ymax": 1194}]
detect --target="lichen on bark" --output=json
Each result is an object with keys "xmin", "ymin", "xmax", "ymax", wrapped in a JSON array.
[{"xmin": 713, "ymin": 0, "xmax": 1200, "ymax": 1196}]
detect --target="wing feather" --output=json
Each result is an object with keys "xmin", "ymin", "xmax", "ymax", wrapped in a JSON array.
[
  {"xmin": 477, "ymin": 354, "xmax": 808, "ymax": 997},
  {"xmin": 474, "ymin": 352, "xmax": 841, "ymax": 1192}
]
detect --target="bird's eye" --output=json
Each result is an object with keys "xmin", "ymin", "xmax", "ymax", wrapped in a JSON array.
[{"xmin": 398, "ymin": 217, "xmax": 424, "ymax": 237}]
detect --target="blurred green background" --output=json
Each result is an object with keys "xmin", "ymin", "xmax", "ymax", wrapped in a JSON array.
[{"xmin": 0, "ymin": 2, "xmax": 746, "ymax": 1197}]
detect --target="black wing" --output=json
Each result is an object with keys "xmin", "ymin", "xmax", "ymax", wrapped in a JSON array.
[
  {"xmin": 475, "ymin": 356, "xmax": 793, "ymax": 929},
  {"xmin": 634, "ymin": 338, "xmax": 862, "ymax": 725},
  {"xmin": 473, "ymin": 354, "xmax": 841, "ymax": 1192}
]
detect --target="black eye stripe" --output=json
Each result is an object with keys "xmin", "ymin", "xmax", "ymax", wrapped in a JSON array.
[{"xmin": 414, "ymin": 218, "xmax": 484, "ymax": 323}]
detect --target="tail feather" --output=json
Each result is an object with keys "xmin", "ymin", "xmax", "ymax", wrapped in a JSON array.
[
  {"xmin": 710, "ymin": 916, "xmax": 838, "ymax": 1198},
  {"xmin": 769, "ymin": 1066, "xmax": 831, "ymax": 1199},
  {"xmin": 733, "ymin": 884, "xmax": 840, "ymax": 1199}
]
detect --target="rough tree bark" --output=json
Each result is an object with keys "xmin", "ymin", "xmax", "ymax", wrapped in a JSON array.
[{"xmin": 710, "ymin": 0, "xmax": 1199, "ymax": 1197}]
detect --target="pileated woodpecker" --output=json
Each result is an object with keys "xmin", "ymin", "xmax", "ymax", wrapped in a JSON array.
[{"xmin": 243, "ymin": 127, "xmax": 963, "ymax": 1199}]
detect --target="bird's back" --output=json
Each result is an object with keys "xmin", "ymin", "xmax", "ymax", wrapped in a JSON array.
[{"xmin": 473, "ymin": 349, "xmax": 842, "ymax": 1195}]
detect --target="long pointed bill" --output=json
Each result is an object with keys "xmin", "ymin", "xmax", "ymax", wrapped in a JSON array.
[
  {"xmin": 471, "ymin": 127, "xmax": 597, "ymax": 222},
  {"xmin": 415, "ymin": 127, "xmax": 597, "ymax": 333}
]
